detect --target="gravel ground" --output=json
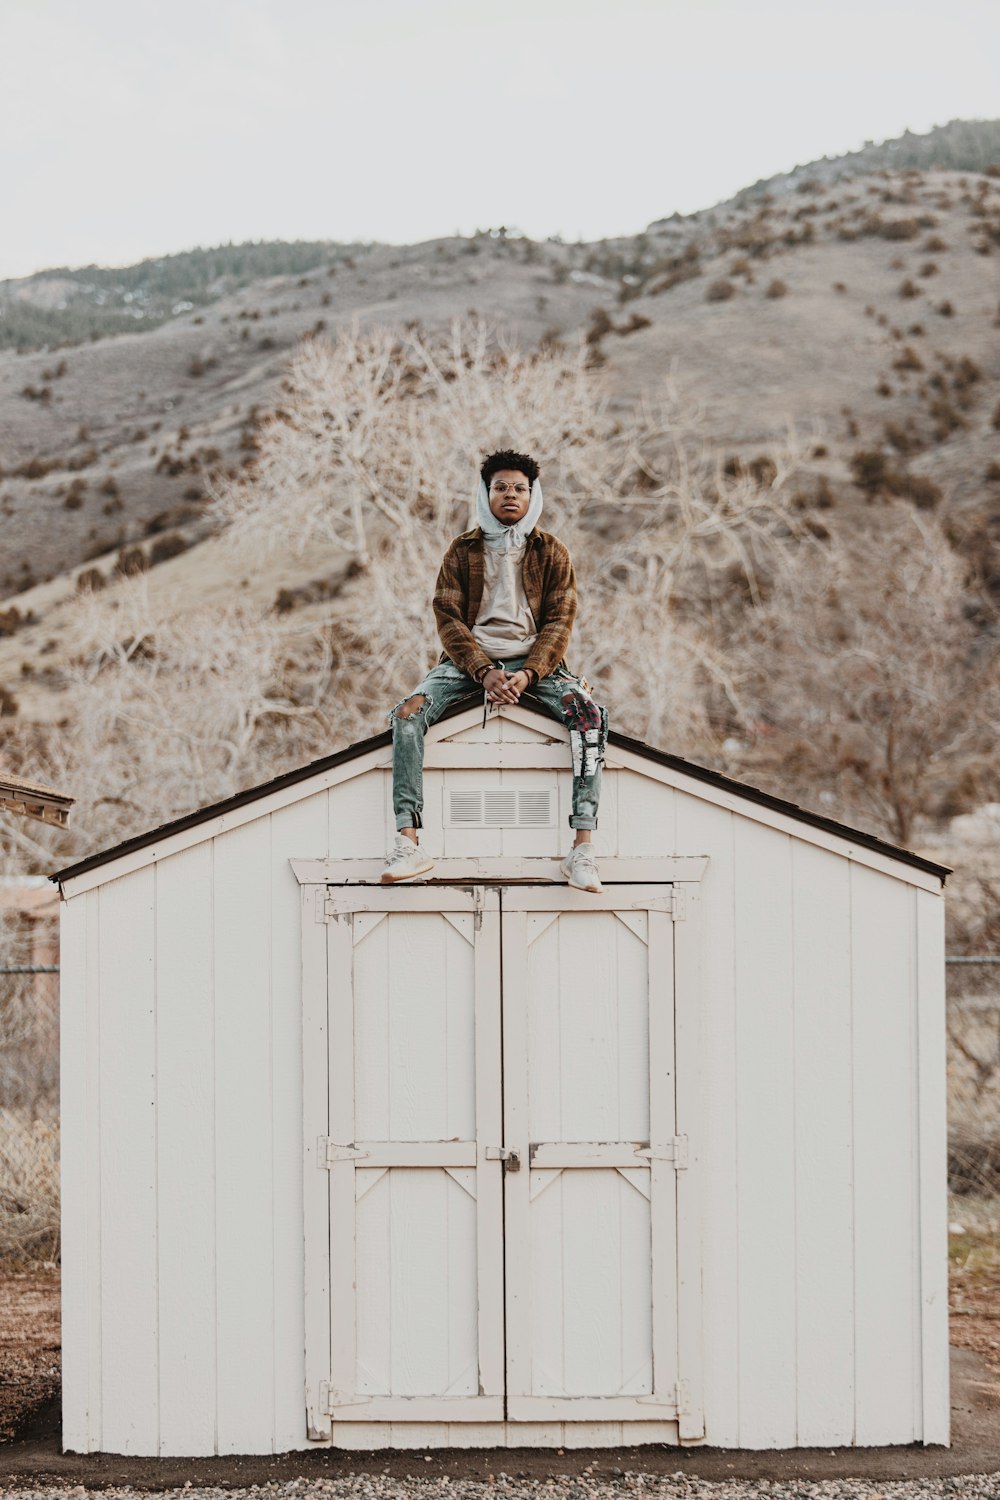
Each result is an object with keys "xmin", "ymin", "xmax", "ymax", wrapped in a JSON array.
[
  {"xmin": 1, "ymin": 1474, "xmax": 1000, "ymax": 1498},
  {"xmin": 4, "ymin": 1270, "xmax": 1000, "ymax": 1493}
]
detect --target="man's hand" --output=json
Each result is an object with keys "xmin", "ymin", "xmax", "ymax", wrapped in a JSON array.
[
  {"xmin": 481, "ymin": 668, "xmax": 530, "ymax": 703},
  {"xmin": 505, "ymin": 670, "xmax": 534, "ymax": 698}
]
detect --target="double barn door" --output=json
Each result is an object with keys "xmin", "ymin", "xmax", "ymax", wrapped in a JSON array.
[{"xmin": 304, "ymin": 883, "xmax": 698, "ymax": 1436}]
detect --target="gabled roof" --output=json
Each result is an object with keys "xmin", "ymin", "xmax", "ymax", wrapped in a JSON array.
[{"xmin": 48, "ymin": 693, "xmax": 951, "ymax": 886}]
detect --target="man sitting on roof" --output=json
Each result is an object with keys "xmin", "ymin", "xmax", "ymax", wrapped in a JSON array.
[{"xmin": 381, "ymin": 448, "xmax": 608, "ymax": 891}]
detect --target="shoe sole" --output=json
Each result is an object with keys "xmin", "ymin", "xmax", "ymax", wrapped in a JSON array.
[
  {"xmin": 380, "ymin": 862, "xmax": 435, "ymax": 883},
  {"xmin": 560, "ymin": 861, "xmax": 602, "ymax": 894}
]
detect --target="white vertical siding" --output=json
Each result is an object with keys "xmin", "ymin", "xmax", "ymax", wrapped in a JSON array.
[
  {"xmin": 155, "ymin": 842, "xmax": 216, "ymax": 1455},
  {"xmin": 673, "ymin": 792, "xmax": 739, "ymax": 1446},
  {"xmin": 851, "ymin": 865, "xmax": 920, "ymax": 1444},
  {"xmin": 791, "ymin": 840, "xmax": 855, "ymax": 1445},
  {"xmin": 213, "ymin": 818, "xmax": 274, "ymax": 1453},
  {"xmin": 59, "ymin": 739, "xmax": 946, "ymax": 1454},
  {"xmin": 58, "ymin": 892, "xmax": 89, "ymax": 1452},
  {"xmin": 99, "ymin": 867, "xmax": 158, "ymax": 1453},
  {"xmin": 269, "ymin": 797, "xmax": 327, "ymax": 1449},
  {"xmin": 83, "ymin": 889, "xmax": 103, "ymax": 1446},
  {"xmin": 658, "ymin": 786, "xmax": 939, "ymax": 1451},
  {"xmin": 916, "ymin": 887, "xmax": 949, "ymax": 1444},
  {"xmin": 61, "ymin": 787, "xmax": 331, "ymax": 1455},
  {"xmin": 733, "ymin": 818, "xmax": 797, "ymax": 1447},
  {"xmin": 617, "ymin": 769, "xmax": 674, "ymax": 857},
  {"xmin": 327, "ymin": 772, "xmax": 385, "ymax": 858}
]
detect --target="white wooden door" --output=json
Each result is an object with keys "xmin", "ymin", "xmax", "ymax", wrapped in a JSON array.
[
  {"xmin": 320, "ymin": 885, "xmax": 505, "ymax": 1421},
  {"xmin": 313, "ymin": 882, "xmax": 688, "ymax": 1430},
  {"xmin": 501, "ymin": 887, "xmax": 681, "ymax": 1421}
]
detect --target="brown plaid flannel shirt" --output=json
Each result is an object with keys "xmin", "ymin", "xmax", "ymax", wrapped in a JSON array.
[{"xmin": 433, "ymin": 525, "xmax": 578, "ymax": 683}]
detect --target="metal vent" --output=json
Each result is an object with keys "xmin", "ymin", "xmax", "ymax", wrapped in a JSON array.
[{"xmin": 446, "ymin": 788, "xmax": 554, "ymax": 827}]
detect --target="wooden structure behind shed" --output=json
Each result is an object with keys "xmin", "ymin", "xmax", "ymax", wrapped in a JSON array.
[
  {"xmin": 0, "ymin": 772, "xmax": 73, "ymax": 828},
  {"xmin": 50, "ymin": 697, "xmax": 951, "ymax": 1455}
]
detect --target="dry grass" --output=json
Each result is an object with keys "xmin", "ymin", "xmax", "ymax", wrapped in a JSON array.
[{"xmin": 0, "ymin": 1110, "xmax": 59, "ymax": 1260}]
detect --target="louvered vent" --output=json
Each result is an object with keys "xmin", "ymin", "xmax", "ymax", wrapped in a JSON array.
[{"xmin": 446, "ymin": 788, "xmax": 554, "ymax": 827}]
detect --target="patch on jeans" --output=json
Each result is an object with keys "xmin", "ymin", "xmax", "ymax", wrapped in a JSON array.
[{"xmin": 562, "ymin": 692, "xmax": 608, "ymax": 779}]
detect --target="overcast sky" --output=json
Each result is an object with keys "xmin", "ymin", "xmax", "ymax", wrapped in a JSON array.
[{"xmin": 1, "ymin": 0, "xmax": 997, "ymax": 280}]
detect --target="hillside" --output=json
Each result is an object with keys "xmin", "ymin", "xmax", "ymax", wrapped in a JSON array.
[{"xmin": 0, "ymin": 129, "xmax": 998, "ymax": 770}]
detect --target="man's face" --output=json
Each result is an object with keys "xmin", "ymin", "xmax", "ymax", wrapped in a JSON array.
[{"xmin": 488, "ymin": 469, "xmax": 532, "ymax": 524}]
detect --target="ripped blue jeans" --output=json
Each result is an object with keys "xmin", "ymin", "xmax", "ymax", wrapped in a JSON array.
[{"xmin": 388, "ymin": 655, "xmax": 609, "ymax": 833}]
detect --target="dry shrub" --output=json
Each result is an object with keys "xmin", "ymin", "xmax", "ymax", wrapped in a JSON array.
[
  {"xmin": 0, "ymin": 1112, "xmax": 59, "ymax": 1259},
  {"xmin": 927, "ymin": 396, "xmax": 967, "ymax": 440},
  {"xmin": 617, "ymin": 312, "xmax": 651, "ymax": 335},
  {"xmin": 148, "ymin": 533, "xmax": 189, "ymax": 566},
  {"xmin": 892, "ymin": 345, "xmax": 924, "ymax": 372},
  {"xmin": 113, "ymin": 546, "xmax": 148, "ymax": 578},
  {"xmin": 850, "ymin": 448, "xmax": 942, "ymax": 506}
]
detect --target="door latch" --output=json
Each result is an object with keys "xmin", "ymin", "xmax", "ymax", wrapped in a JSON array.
[{"xmin": 485, "ymin": 1146, "xmax": 521, "ymax": 1172}]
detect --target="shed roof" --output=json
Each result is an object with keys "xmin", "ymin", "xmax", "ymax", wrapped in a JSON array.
[
  {"xmin": 1, "ymin": 770, "xmax": 74, "ymax": 828},
  {"xmin": 48, "ymin": 694, "xmax": 951, "ymax": 886}
]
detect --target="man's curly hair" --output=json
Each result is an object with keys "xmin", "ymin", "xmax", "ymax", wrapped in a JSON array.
[{"xmin": 480, "ymin": 449, "xmax": 540, "ymax": 487}]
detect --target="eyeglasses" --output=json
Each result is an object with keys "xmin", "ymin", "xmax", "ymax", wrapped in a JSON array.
[{"xmin": 489, "ymin": 482, "xmax": 530, "ymax": 495}]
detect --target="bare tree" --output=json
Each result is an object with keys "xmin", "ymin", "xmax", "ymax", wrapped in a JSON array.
[
  {"xmin": 2, "ymin": 315, "xmax": 810, "ymax": 869},
  {"xmin": 215, "ymin": 315, "xmax": 811, "ymax": 746},
  {"xmin": 32, "ymin": 576, "xmax": 334, "ymax": 856},
  {"xmin": 733, "ymin": 502, "xmax": 1000, "ymax": 846}
]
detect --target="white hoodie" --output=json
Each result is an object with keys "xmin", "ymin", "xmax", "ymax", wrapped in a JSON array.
[{"xmin": 471, "ymin": 473, "xmax": 544, "ymax": 659}]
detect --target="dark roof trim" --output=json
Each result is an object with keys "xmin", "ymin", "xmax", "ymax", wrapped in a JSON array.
[
  {"xmin": 50, "ymin": 694, "xmax": 951, "ymax": 885},
  {"xmin": 606, "ymin": 726, "xmax": 950, "ymax": 881}
]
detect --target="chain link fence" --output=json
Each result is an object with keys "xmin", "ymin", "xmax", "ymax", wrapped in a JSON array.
[
  {"xmin": 946, "ymin": 955, "xmax": 1000, "ymax": 1198},
  {"xmin": 0, "ymin": 926, "xmax": 60, "ymax": 1260},
  {"xmin": 1, "ymin": 909, "xmax": 998, "ymax": 1260}
]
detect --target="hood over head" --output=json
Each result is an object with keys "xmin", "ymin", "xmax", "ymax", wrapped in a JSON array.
[{"xmin": 475, "ymin": 472, "xmax": 543, "ymax": 552}]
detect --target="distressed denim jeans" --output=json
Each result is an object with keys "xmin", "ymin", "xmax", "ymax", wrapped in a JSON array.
[{"xmin": 388, "ymin": 655, "xmax": 609, "ymax": 833}]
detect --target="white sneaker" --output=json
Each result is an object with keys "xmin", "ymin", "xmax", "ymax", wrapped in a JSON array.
[
  {"xmin": 560, "ymin": 843, "xmax": 603, "ymax": 893},
  {"xmin": 381, "ymin": 833, "xmax": 435, "ymax": 883}
]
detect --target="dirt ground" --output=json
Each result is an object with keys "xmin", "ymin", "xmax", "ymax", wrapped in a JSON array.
[
  {"xmin": 2, "ymin": 1256, "xmax": 1000, "ymax": 1485},
  {"xmin": 0, "ymin": 1262, "xmax": 60, "ymax": 1444},
  {"xmin": 950, "ymin": 1268, "xmax": 1000, "ymax": 1379}
]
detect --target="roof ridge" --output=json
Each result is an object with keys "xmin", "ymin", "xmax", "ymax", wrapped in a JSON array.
[{"xmin": 49, "ymin": 694, "xmax": 951, "ymax": 886}]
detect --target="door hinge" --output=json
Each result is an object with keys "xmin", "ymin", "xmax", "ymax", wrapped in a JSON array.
[
  {"xmin": 636, "ymin": 1375, "xmax": 690, "ymax": 1413},
  {"xmin": 671, "ymin": 885, "xmax": 687, "ymax": 921},
  {"xmin": 634, "ymin": 1135, "xmax": 688, "ymax": 1168},
  {"xmin": 319, "ymin": 1380, "xmax": 371, "ymax": 1414},
  {"xmin": 485, "ymin": 1145, "xmax": 521, "ymax": 1171},
  {"xmin": 318, "ymin": 889, "xmax": 357, "ymax": 923},
  {"xmin": 318, "ymin": 1136, "xmax": 370, "ymax": 1167}
]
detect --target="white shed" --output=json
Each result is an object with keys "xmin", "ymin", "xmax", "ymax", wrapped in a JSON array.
[{"xmin": 51, "ymin": 695, "xmax": 951, "ymax": 1456}]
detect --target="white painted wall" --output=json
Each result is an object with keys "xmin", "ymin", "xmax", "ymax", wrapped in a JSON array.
[{"xmin": 58, "ymin": 705, "xmax": 948, "ymax": 1454}]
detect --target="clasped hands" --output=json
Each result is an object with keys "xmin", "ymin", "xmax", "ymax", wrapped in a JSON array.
[{"xmin": 481, "ymin": 667, "xmax": 533, "ymax": 704}]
